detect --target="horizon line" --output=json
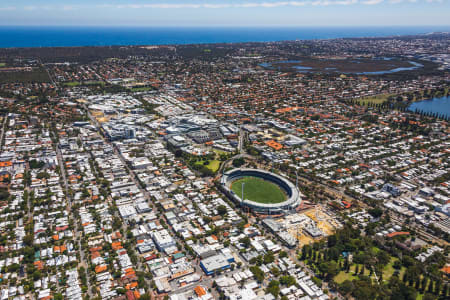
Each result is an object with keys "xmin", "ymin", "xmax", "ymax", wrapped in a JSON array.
[{"xmin": 1, "ymin": 24, "xmax": 450, "ymax": 28}]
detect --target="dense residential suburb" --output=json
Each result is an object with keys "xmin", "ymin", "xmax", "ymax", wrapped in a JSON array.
[{"xmin": 0, "ymin": 33, "xmax": 449, "ymax": 300}]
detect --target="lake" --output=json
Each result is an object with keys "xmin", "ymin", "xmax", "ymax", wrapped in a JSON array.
[
  {"xmin": 260, "ymin": 58, "xmax": 423, "ymax": 75},
  {"xmin": 408, "ymin": 95, "xmax": 450, "ymax": 119}
]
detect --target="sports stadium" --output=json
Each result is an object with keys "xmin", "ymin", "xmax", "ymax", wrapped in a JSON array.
[{"xmin": 220, "ymin": 168, "xmax": 301, "ymax": 215}]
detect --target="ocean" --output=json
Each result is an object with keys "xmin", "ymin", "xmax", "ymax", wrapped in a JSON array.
[{"xmin": 0, "ymin": 26, "xmax": 449, "ymax": 48}]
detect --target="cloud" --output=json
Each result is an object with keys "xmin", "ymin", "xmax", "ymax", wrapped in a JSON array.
[
  {"xmin": 62, "ymin": 6, "xmax": 77, "ymax": 11},
  {"xmin": 0, "ymin": 6, "xmax": 15, "ymax": 11},
  {"xmin": 95, "ymin": 0, "xmax": 445, "ymax": 9},
  {"xmin": 362, "ymin": 0, "xmax": 384, "ymax": 4},
  {"xmin": 0, "ymin": 0, "xmax": 444, "ymax": 13},
  {"xmin": 98, "ymin": 1, "xmax": 366, "ymax": 9},
  {"xmin": 24, "ymin": 6, "xmax": 37, "ymax": 11}
]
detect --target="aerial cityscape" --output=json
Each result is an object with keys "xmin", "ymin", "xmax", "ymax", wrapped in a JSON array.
[{"xmin": 0, "ymin": 1, "xmax": 449, "ymax": 300}]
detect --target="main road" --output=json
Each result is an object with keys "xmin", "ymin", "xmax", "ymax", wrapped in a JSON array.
[
  {"xmin": 0, "ymin": 115, "xmax": 7, "ymax": 151},
  {"xmin": 54, "ymin": 132, "xmax": 93, "ymax": 298}
]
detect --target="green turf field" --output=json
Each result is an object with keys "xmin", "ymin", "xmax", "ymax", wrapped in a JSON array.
[
  {"xmin": 131, "ymin": 87, "xmax": 153, "ymax": 92},
  {"xmin": 63, "ymin": 81, "xmax": 81, "ymax": 87},
  {"xmin": 194, "ymin": 160, "xmax": 221, "ymax": 173},
  {"xmin": 357, "ymin": 94, "xmax": 391, "ymax": 105},
  {"xmin": 63, "ymin": 81, "xmax": 105, "ymax": 87},
  {"xmin": 231, "ymin": 176, "xmax": 286, "ymax": 204}
]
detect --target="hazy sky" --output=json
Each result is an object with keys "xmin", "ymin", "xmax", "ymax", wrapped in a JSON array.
[{"xmin": 1, "ymin": 0, "xmax": 449, "ymax": 26}]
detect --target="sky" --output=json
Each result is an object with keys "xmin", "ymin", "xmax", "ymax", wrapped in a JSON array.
[{"xmin": 1, "ymin": 0, "xmax": 449, "ymax": 27}]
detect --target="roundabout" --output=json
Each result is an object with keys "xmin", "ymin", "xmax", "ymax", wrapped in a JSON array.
[{"xmin": 220, "ymin": 168, "xmax": 301, "ymax": 214}]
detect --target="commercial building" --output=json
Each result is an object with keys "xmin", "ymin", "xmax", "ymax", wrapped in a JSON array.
[{"xmin": 200, "ymin": 254, "xmax": 231, "ymax": 275}]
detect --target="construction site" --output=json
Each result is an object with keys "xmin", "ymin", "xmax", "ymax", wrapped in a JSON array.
[{"xmin": 279, "ymin": 205, "xmax": 342, "ymax": 247}]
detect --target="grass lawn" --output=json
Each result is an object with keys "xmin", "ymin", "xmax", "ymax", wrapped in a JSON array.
[
  {"xmin": 131, "ymin": 87, "xmax": 153, "ymax": 92},
  {"xmin": 371, "ymin": 246, "xmax": 380, "ymax": 254},
  {"xmin": 63, "ymin": 81, "xmax": 81, "ymax": 87},
  {"xmin": 334, "ymin": 271, "xmax": 360, "ymax": 284},
  {"xmin": 334, "ymin": 257, "xmax": 405, "ymax": 284},
  {"xmin": 63, "ymin": 81, "xmax": 105, "ymax": 87},
  {"xmin": 383, "ymin": 257, "xmax": 405, "ymax": 279},
  {"xmin": 194, "ymin": 160, "xmax": 221, "ymax": 173},
  {"xmin": 84, "ymin": 81, "xmax": 105, "ymax": 86},
  {"xmin": 231, "ymin": 176, "xmax": 286, "ymax": 204},
  {"xmin": 357, "ymin": 94, "xmax": 391, "ymax": 105},
  {"xmin": 334, "ymin": 264, "xmax": 371, "ymax": 284},
  {"xmin": 213, "ymin": 149, "xmax": 228, "ymax": 156},
  {"xmin": 207, "ymin": 160, "xmax": 221, "ymax": 172}
]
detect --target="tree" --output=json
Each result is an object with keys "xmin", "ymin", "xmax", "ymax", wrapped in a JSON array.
[
  {"xmin": 319, "ymin": 261, "xmax": 339, "ymax": 279},
  {"xmin": 232, "ymin": 157, "xmax": 245, "ymax": 167},
  {"xmin": 174, "ymin": 150, "xmax": 183, "ymax": 157},
  {"xmin": 53, "ymin": 293, "xmax": 63, "ymax": 300},
  {"xmin": 200, "ymin": 166, "xmax": 214, "ymax": 176},
  {"xmin": 428, "ymin": 280, "xmax": 434, "ymax": 293},
  {"xmin": 23, "ymin": 234, "xmax": 34, "ymax": 247},
  {"xmin": 339, "ymin": 280, "xmax": 354, "ymax": 295},
  {"xmin": 138, "ymin": 275, "xmax": 146, "ymax": 288},
  {"xmin": 271, "ymin": 267, "xmax": 280, "ymax": 277},
  {"xmin": 414, "ymin": 277, "xmax": 420, "ymax": 289},
  {"xmin": 421, "ymin": 277, "xmax": 428, "ymax": 292},
  {"xmin": 249, "ymin": 266, "xmax": 265, "ymax": 283},
  {"xmin": 390, "ymin": 281, "xmax": 418, "ymax": 300},
  {"xmin": 376, "ymin": 250, "xmax": 391, "ymax": 266},
  {"xmin": 280, "ymin": 275, "xmax": 296, "ymax": 287},
  {"xmin": 239, "ymin": 236, "xmax": 251, "ymax": 248},
  {"xmin": 311, "ymin": 276, "xmax": 322, "ymax": 287},
  {"xmin": 278, "ymin": 250, "xmax": 288, "ymax": 258},
  {"xmin": 301, "ymin": 245, "xmax": 310, "ymax": 260},
  {"xmin": 434, "ymin": 280, "xmax": 442, "ymax": 295},
  {"xmin": 36, "ymin": 171, "xmax": 50, "ymax": 179},
  {"xmin": 217, "ymin": 205, "xmax": 227, "ymax": 216},
  {"xmin": 263, "ymin": 252, "xmax": 275, "ymax": 264},
  {"xmin": 443, "ymin": 284, "xmax": 449, "ymax": 297},
  {"xmin": 344, "ymin": 258, "xmax": 349, "ymax": 272},
  {"xmin": 327, "ymin": 235, "xmax": 337, "ymax": 248},
  {"xmin": 266, "ymin": 280, "xmax": 280, "ymax": 297},
  {"xmin": 404, "ymin": 266, "xmax": 420, "ymax": 285},
  {"xmin": 402, "ymin": 256, "xmax": 416, "ymax": 268},
  {"xmin": 318, "ymin": 262, "xmax": 329, "ymax": 276},
  {"xmin": 422, "ymin": 293, "xmax": 437, "ymax": 300},
  {"xmin": 0, "ymin": 189, "xmax": 10, "ymax": 201},
  {"xmin": 29, "ymin": 159, "xmax": 45, "ymax": 169}
]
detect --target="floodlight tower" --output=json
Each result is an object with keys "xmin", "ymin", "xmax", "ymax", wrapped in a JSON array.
[{"xmin": 241, "ymin": 182, "xmax": 245, "ymax": 203}]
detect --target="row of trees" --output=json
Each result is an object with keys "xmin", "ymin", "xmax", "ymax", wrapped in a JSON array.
[{"xmin": 299, "ymin": 224, "xmax": 449, "ymax": 299}]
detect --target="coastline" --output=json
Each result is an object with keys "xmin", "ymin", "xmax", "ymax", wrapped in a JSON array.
[{"xmin": 0, "ymin": 26, "xmax": 449, "ymax": 48}]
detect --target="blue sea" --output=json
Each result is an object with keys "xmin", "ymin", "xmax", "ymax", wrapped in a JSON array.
[{"xmin": 0, "ymin": 26, "xmax": 449, "ymax": 48}]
